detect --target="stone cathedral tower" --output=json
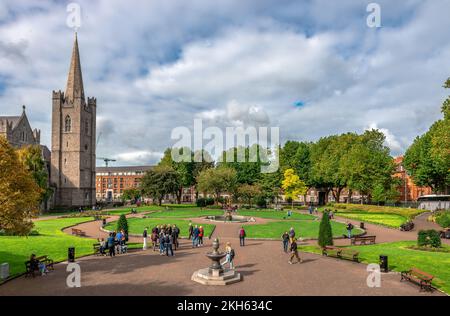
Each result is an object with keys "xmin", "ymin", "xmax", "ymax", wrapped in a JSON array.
[{"xmin": 51, "ymin": 33, "xmax": 96, "ymax": 207}]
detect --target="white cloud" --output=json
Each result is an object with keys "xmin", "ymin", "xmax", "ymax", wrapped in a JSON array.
[
  {"xmin": 113, "ymin": 151, "xmax": 163, "ymax": 165},
  {"xmin": 0, "ymin": 0, "xmax": 449, "ymax": 164}
]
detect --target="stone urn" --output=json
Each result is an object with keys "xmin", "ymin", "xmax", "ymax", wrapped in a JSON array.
[{"xmin": 191, "ymin": 237, "xmax": 242, "ymax": 285}]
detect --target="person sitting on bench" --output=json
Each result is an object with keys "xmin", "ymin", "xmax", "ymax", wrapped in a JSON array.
[
  {"xmin": 30, "ymin": 254, "xmax": 48, "ymax": 276},
  {"xmin": 99, "ymin": 238, "xmax": 107, "ymax": 255}
]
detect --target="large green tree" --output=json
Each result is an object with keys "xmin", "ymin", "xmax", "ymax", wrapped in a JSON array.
[
  {"xmin": 140, "ymin": 165, "xmax": 180, "ymax": 205},
  {"xmin": 404, "ymin": 78, "xmax": 450, "ymax": 193},
  {"xmin": 0, "ymin": 137, "xmax": 41, "ymax": 235},
  {"xmin": 196, "ymin": 166, "xmax": 237, "ymax": 204},
  {"xmin": 341, "ymin": 130, "xmax": 396, "ymax": 203},
  {"xmin": 17, "ymin": 145, "xmax": 52, "ymax": 204},
  {"xmin": 159, "ymin": 147, "xmax": 195, "ymax": 204},
  {"xmin": 237, "ymin": 183, "xmax": 262, "ymax": 208}
]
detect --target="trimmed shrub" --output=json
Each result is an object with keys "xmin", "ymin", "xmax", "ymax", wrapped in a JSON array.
[
  {"xmin": 205, "ymin": 197, "xmax": 215, "ymax": 206},
  {"xmin": 318, "ymin": 211, "xmax": 333, "ymax": 247},
  {"xmin": 117, "ymin": 214, "xmax": 129, "ymax": 236},
  {"xmin": 436, "ymin": 211, "xmax": 450, "ymax": 228},
  {"xmin": 417, "ymin": 229, "xmax": 441, "ymax": 248},
  {"xmin": 196, "ymin": 198, "xmax": 206, "ymax": 208}
]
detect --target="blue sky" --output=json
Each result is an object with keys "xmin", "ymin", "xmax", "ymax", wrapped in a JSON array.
[{"xmin": 0, "ymin": 0, "xmax": 449, "ymax": 165}]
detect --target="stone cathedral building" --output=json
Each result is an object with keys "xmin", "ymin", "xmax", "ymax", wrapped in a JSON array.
[{"xmin": 50, "ymin": 34, "xmax": 97, "ymax": 207}]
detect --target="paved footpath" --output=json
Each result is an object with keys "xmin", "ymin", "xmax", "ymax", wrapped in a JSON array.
[{"xmin": 0, "ymin": 212, "xmax": 446, "ymax": 296}]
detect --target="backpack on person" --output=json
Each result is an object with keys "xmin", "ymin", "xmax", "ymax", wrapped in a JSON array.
[{"xmin": 230, "ymin": 249, "xmax": 235, "ymax": 260}]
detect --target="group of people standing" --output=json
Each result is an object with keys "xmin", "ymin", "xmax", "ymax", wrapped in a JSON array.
[
  {"xmin": 98, "ymin": 229, "xmax": 128, "ymax": 257},
  {"xmin": 143, "ymin": 224, "xmax": 180, "ymax": 256},
  {"xmin": 188, "ymin": 223, "xmax": 205, "ymax": 248}
]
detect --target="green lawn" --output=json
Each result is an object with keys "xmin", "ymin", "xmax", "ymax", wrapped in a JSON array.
[
  {"xmin": 145, "ymin": 208, "xmax": 223, "ymax": 218},
  {"xmin": 238, "ymin": 210, "xmax": 316, "ymax": 221},
  {"xmin": 0, "ymin": 217, "xmax": 97, "ymax": 278},
  {"xmin": 334, "ymin": 212, "xmax": 407, "ymax": 228},
  {"xmin": 105, "ymin": 217, "xmax": 215, "ymax": 238},
  {"xmin": 297, "ymin": 241, "xmax": 450, "ymax": 294},
  {"xmin": 351, "ymin": 241, "xmax": 450, "ymax": 294},
  {"xmin": 243, "ymin": 220, "xmax": 363, "ymax": 239},
  {"xmin": 329, "ymin": 203, "xmax": 426, "ymax": 219}
]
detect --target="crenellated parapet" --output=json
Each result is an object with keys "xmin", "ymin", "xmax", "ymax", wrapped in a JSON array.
[
  {"xmin": 88, "ymin": 97, "xmax": 96, "ymax": 107},
  {"xmin": 33, "ymin": 128, "xmax": 41, "ymax": 143},
  {"xmin": 52, "ymin": 90, "xmax": 65, "ymax": 101}
]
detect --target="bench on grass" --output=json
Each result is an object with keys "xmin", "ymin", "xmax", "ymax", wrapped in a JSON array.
[
  {"xmin": 71, "ymin": 228, "xmax": 86, "ymax": 237},
  {"xmin": 25, "ymin": 255, "xmax": 54, "ymax": 277},
  {"xmin": 322, "ymin": 246, "xmax": 359, "ymax": 262},
  {"xmin": 351, "ymin": 235, "xmax": 376, "ymax": 245},
  {"xmin": 401, "ymin": 267, "xmax": 434, "ymax": 292}
]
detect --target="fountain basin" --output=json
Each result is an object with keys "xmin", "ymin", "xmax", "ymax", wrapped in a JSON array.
[{"xmin": 205, "ymin": 215, "xmax": 250, "ymax": 223}]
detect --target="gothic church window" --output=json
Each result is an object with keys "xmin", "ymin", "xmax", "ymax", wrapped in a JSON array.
[{"xmin": 64, "ymin": 115, "xmax": 72, "ymax": 132}]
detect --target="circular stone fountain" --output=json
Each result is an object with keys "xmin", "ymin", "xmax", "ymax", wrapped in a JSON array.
[
  {"xmin": 191, "ymin": 238, "xmax": 242, "ymax": 285},
  {"xmin": 205, "ymin": 211, "xmax": 252, "ymax": 223}
]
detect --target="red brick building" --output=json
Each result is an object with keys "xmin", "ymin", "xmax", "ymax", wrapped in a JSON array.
[
  {"xmin": 96, "ymin": 166, "xmax": 153, "ymax": 202},
  {"xmin": 394, "ymin": 156, "xmax": 432, "ymax": 202}
]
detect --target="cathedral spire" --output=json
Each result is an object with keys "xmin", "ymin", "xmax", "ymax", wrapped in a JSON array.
[{"xmin": 65, "ymin": 32, "xmax": 85, "ymax": 102}]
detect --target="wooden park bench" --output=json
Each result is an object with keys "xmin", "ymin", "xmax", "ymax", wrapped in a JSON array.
[
  {"xmin": 25, "ymin": 255, "xmax": 54, "ymax": 277},
  {"xmin": 401, "ymin": 267, "xmax": 434, "ymax": 292},
  {"xmin": 71, "ymin": 228, "xmax": 87, "ymax": 237},
  {"xmin": 322, "ymin": 246, "xmax": 359, "ymax": 262},
  {"xmin": 351, "ymin": 235, "xmax": 376, "ymax": 245}
]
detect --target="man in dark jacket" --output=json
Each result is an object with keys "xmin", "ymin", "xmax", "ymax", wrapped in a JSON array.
[
  {"xmin": 165, "ymin": 233, "xmax": 174, "ymax": 256},
  {"xmin": 188, "ymin": 223, "xmax": 193, "ymax": 240},
  {"xmin": 288, "ymin": 238, "xmax": 302, "ymax": 264},
  {"xmin": 192, "ymin": 225, "xmax": 200, "ymax": 248}
]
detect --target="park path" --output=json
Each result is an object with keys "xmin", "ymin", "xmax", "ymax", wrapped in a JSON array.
[{"xmin": 1, "ymin": 210, "xmax": 447, "ymax": 296}]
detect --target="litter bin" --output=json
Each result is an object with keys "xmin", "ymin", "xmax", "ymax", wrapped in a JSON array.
[
  {"xmin": 379, "ymin": 255, "xmax": 388, "ymax": 273},
  {"xmin": 360, "ymin": 222, "xmax": 365, "ymax": 230},
  {"xmin": 68, "ymin": 247, "xmax": 75, "ymax": 263}
]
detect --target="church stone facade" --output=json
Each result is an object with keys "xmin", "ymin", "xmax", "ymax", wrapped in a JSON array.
[{"xmin": 50, "ymin": 34, "xmax": 97, "ymax": 207}]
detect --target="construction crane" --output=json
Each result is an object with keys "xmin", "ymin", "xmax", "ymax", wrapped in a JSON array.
[{"xmin": 97, "ymin": 157, "xmax": 116, "ymax": 167}]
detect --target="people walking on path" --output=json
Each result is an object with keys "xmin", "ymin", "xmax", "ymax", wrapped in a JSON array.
[
  {"xmin": 288, "ymin": 227, "xmax": 296, "ymax": 244},
  {"xmin": 282, "ymin": 231, "xmax": 289, "ymax": 253},
  {"xmin": 288, "ymin": 238, "xmax": 302, "ymax": 264},
  {"xmin": 143, "ymin": 227, "xmax": 148, "ymax": 250},
  {"xmin": 221, "ymin": 242, "xmax": 235, "ymax": 270},
  {"xmin": 346, "ymin": 222, "xmax": 354, "ymax": 239},
  {"xmin": 239, "ymin": 227, "xmax": 246, "ymax": 246},
  {"xmin": 308, "ymin": 205, "xmax": 313, "ymax": 215}
]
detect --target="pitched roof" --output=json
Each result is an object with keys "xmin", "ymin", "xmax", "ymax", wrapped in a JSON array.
[{"xmin": 65, "ymin": 33, "xmax": 85, "ymax": 102}]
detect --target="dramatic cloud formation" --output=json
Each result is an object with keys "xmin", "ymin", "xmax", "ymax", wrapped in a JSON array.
[{"xmin": 0, "ymin": 0, "xmax": 449, "ymax": 165}]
